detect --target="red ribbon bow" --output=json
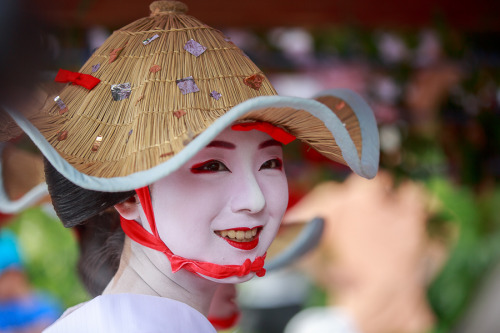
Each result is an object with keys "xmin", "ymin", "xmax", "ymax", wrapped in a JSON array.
[
  {"xmin": 168, "ymin": 253, "xmax": 266, "ymax": 279},
  {"xmin": 55, "ymin": 69, "xmax": 101, "ymax": 90}
]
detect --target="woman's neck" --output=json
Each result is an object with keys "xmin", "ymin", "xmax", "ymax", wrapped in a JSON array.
[{"xmin": 103, "ymin": 236, "xmax": 218, "ymax": 315}]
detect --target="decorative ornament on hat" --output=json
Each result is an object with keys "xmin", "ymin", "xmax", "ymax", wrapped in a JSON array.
[
  {"xmin": 57, "ymin": 131, "xmax": 68, "ymax": 141},
  {"xmin": 53, "ymin": 96, "xmax": 68, "ymax": 115},
  {"xmin": 149, "ymin": 65, "xmax": 161, "ymax": 73}
]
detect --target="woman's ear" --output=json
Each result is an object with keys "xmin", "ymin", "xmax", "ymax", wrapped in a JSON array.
[{"xmin": 114, "ymin": 195, "xmax": 141, "ymax": 220}]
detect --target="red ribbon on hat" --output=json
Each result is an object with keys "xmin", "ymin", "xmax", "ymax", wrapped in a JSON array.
[
  {"xmin": 120, "ymin": 186, "xmax": 267, "ymax": 279},
  {"xmin": 55, "ymin": 69, "xmax": 101, "ymax": 90},
  {"xmin": 231, "ymin": 122, "xmax": 296, "ymax": 145}
]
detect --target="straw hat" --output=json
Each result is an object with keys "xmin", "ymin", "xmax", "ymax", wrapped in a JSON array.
[{"xmin": 4, "ymin": 0, "xmax": 379, "ymax": 192}]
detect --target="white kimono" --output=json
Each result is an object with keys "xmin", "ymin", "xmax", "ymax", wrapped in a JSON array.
[{"xmin": 43, "ymin": 293, "xmax": 216, "ymax": 333}]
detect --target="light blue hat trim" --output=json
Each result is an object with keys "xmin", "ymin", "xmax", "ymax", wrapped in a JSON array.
[
  {"xmin": 4, "ymin": 90, "xmax": 379, "ymax": 192},
  {"xmin": 0, "ymin": 182, "xmax": 48, "ymax": 214},
  {"xmin": 313, "ymin": 89, "xmax": 380, "ymax": 179}
]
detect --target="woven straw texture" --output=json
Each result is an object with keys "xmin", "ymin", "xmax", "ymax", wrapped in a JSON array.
[{"xmin": 30, "ymin": 1, "xmax": 362, "ymax": 179}]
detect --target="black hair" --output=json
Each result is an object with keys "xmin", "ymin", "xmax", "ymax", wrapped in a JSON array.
[
  {"xmin": 73, "ymin": 210, "xmax": 125, "ymax": 296},
  {"xmin": 44, "ymin": 158, "xmax": 135, "ymax": 227},
  {"xmin": 44, "ymin": 159, "xmax": 135, "ymax": 295}
]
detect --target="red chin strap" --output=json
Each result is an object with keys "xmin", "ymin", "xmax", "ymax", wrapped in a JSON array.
[{"xmin": 119, "ymin": 187, "xmax": 267, "ymax": 279}]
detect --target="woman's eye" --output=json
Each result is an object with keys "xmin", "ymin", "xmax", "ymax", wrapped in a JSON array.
[
  {"xmin": 190, "ymin": 160, "xmax": 230, "ymax": 174},
  {"xmin": 259, "ymin": 158, "xmax": 283, "ymax": 171}
]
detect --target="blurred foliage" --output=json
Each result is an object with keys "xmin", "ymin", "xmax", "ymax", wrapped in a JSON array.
[
  {"xmin": 427, "ymin": 180, "xmax": 500, "ymax": 333},
  {"xmin": 6, "ymin": 206, "xmax": 90, "ymax": 308}
]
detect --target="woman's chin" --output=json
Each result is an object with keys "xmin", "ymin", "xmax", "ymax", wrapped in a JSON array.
[{"xmin": 199, "ymin": 272, "xmax": 256, "ymax": 284}]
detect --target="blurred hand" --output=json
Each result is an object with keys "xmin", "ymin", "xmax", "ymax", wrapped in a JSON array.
[{"xmin": 284, "ymin": 171, "xmax": 447, "ymax": 333}]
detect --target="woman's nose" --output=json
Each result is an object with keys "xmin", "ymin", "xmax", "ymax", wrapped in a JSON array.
[{"xmin": 230, "ymin": 173, "xmax": 266, "ymax": 214}]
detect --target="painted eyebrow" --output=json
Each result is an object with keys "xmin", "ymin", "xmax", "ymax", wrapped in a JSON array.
[
  {"xmin": 206, "ymin": 140, "xmax": 236, "ymax": 149},
  {"xmin": 258, "ymin": 139, "xmax": 282, "ymax": 149}
]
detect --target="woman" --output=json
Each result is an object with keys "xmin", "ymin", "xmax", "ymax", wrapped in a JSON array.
[{"xmin": 3, "ymin": 1, "xmax": 379, "ymax": 331}]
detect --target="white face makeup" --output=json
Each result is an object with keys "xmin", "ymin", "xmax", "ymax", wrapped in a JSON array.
[{"xmin": 147, "ymin": 127, "xmax": 289, "ymax": 283}]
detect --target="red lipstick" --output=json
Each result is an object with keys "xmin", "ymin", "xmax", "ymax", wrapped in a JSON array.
[
  {"xmin": 216, "ymin": 227, "xmax": 261, "ymax": 250},
  {"xmin": 224, "ymin": 237, "xmax": 259, "ymax": 250}
]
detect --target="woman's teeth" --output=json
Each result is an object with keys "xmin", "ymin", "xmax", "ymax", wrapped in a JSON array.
[{"xmin": 219, "ymin": 228, "xmax": 258, "ymax": 241}]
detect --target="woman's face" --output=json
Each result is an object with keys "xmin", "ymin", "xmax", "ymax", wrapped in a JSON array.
[{"xmin": 148, "ymin": 127, "xmax": 289, "ymax": 282}]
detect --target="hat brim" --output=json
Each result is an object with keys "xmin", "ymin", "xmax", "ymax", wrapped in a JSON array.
[
  {"xmin": 0, "ymin": 143, "xmax": 49, "ymax": 213},
  {"xmin": 264, "ymin": 217, "xmax": 324, "ymax": 272},
  {"xmin": 5, "ymin": 88, "xmax": 379, "ymax": 192}
]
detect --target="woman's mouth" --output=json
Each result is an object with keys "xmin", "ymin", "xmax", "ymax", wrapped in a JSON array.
[{"xmin": 215, "ymin": 226, "xmax": 262, "ymax": 250}]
